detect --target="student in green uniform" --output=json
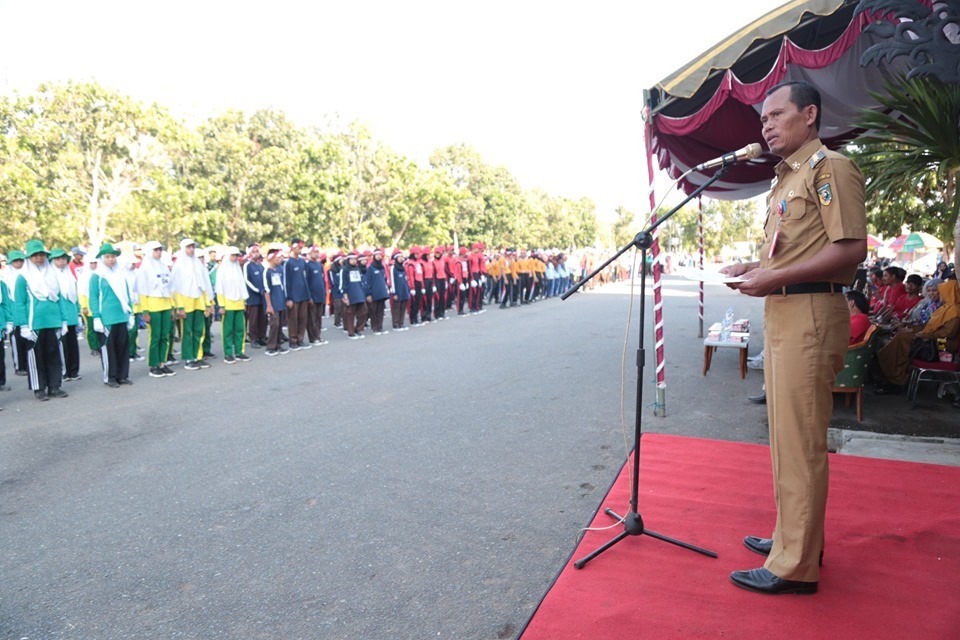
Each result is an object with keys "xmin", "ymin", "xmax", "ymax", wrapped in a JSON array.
[
  {"xmin": 135, "ymin": 241, "xmax": 177, "ymax": 378},
  {"xmin": 50, "ymin": 248, "xmax": 82, "ymax": 381},
  {"xmin": 90, "ymin": 243, "xmax": 135, "ymax": 388},
  {"xmin": 171, "ymin": 239, "xmax": 214, "ymax": 371},
  {"xmin": 0, "ymin": 270, "xmax": 11, "ymax": 401},
  {"xmin": 214, "ymin": 246, "xmax": 251, "ymax": 363},
  {"xmin": 14, "ymin": 239, "xmax": 71, "ymax": 400},
  {"xmin": 77, "ymin": 254, "xmax": 100, "ymax": 356}
]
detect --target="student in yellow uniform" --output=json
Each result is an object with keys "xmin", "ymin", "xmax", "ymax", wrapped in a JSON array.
[
  {"xmin": 170, "ymin": 239, "xmax": 214, "ymax": 371},
  {"xmin": 214, "ymin": 246, "xmax": 251, "ymax": 364},
  {"xmin": 135, "ymin": 241, "xmax": 177, "ymax": 378},
  {"xmin": 77, "ymin": 254, "xmax": 99, "ymax": 355}
]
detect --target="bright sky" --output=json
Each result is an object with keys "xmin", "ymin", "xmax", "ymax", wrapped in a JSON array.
[{"xmin": 0, "ymin": 0, "xmax": 785, "ymax": 221}]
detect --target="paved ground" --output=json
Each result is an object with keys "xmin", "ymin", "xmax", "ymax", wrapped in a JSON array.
[{"xmin": 1, "ymin": 276, "xmax": 956, "ymax": 639}]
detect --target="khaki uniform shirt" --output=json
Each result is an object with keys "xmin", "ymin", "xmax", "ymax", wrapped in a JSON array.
[{"xmin": 759, "ymin": 138, "xmax": 866, "ymax": 284}]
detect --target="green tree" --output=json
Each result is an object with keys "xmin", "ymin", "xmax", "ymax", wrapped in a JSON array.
[
  {"xmin": 664, "ymin": 199, "xmax": 763, "ymax": 258},
  {"xmin": 189, "ymin": 109, "xmax": 304, "ymax": 246},
  {"xmin": 854, "ymin": 75, "xmax": 960, "ymax": 265},
  {"xmin": 610, "ymin": 205, "xmax": 636, "ymax": 248},
  {"xmin": 1, "ymin": 81, "xmax": 172, "ymax": 248}
]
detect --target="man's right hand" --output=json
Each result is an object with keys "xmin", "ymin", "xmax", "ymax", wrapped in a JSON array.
[
  {"xmin": 719, "ymin": 262, "xmax": 757, "ymax": 278},
  {"xmin": 142, "ymin": 312, "xmax": 151, "ymax": 324}
]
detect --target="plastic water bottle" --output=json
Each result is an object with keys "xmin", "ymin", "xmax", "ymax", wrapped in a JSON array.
[{"xmin": 720, "ymin": 307, "xmax": 734, "ymax": 342}]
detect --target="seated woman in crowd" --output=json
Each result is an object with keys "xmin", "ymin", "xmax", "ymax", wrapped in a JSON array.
[
  {"xmin": 901, "ymin": 278, "xmax": 942, "ymax": 328},
  {"xmin": 846, "ymin": 290, "xmax": 872, "ymax": 345},
  {"xmin": 874, "ymin": 279, "xmax": 960, "ymax": 393}
]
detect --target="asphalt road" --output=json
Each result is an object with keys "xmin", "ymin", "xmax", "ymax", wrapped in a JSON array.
[{"xmin": 1, "ymin": 275, "xmax": 952, "ymax": 639}]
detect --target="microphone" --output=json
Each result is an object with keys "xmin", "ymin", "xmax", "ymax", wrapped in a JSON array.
[{"xmin": 692, "ymin": 143, "xmax": 763, "ymax": 172}]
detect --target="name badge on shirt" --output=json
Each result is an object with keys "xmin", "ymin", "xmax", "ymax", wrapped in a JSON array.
[
  {"xmin": 271, "ymin": 273, "xmax": 282, "ymax": 286},
  {"xmin": 349, "ymin": 271, "xmax": 361, "ymax": 283}
]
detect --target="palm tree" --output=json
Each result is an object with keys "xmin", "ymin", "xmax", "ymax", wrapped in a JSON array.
[{"xmin": 854, "ymin": 74, "xmax": 960, "ymax": 267}]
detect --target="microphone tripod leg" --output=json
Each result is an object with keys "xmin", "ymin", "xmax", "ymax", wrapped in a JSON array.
[
  {"xmin": 574, "ymin": 530, "xmax": 630, "ymax": 569},
  {"xmin": 643, "ymin": 529, "xmax": 718, "ymax": 558}
]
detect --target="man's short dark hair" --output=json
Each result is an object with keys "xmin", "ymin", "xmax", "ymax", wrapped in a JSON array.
[
  {"xmin": 883, "ymin": 266, "xmax": 907, "ymax": 281},
  {"xmin": 766, "ymin": 81, "xmax": 821, "ymax": 131},
  {"xmin": 906, "ymin": 274, "xmax": 923, "ymax": 288},
  {"xmin": 845, "ymin": 290, "xmax": 870, "ymax": 315}
]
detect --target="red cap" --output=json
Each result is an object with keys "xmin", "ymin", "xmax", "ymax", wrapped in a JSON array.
[
  {"xmin": 373, "ymin": 247, "xmax": 383, "ymax": 256},
  {"xmin": 458, "ymin": 247, "xmax": 468, "ymax": 256},
  {"xmin": 318, "ymin": 252, "xmax": 327, "ymax": 261},
  {"xmin": 362, "ymin": 249, "xmax": 372, "ymax": 257},
  {"xmin": 409, "ymin": 245, "xmax": 420, "ymax": 254}
]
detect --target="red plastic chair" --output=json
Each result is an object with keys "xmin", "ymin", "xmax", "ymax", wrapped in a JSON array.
[{"xmin": 905, "ymin": 357, "xmax": 960, "ymax": 409}]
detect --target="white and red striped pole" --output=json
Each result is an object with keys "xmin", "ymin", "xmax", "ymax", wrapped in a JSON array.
[
  {"xmin": 644, "ymin": 115, "xmax": 666, "ymax": 417},
  {"xmin": 698, "ymin": 197, "xmax": 705, "ymax": 338}
]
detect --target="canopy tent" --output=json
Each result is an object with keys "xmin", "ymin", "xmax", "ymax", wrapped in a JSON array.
[
  {"xmin": 644, "ymin": 0, "xmax": 922, "ymax": 200},
  {"xmin": 638, "ymin": 0, "xmax": 938, "ymax": 413}
]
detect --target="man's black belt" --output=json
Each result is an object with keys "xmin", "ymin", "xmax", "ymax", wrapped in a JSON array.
[{"xmin": 778, "ymin": 282, "xmax": 844, "ymax": 296}]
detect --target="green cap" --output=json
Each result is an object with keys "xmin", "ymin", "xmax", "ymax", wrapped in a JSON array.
[
  {"xmin": 24, "ymin": 239, "xmax": 50, "ymax": 257},
  {"xmin": 96, "ymin": 243, "xmax": 120, "ymax": 258},
  {"xmin": 8, "ymin": 250, "xmax": 26, "ymax": 261},
  {"xmin": 50, "ymin": 248, "xmax": 68, "ymax": 259}
]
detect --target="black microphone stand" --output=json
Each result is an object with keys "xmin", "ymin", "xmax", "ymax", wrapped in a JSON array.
[{"xmin": 562, "ymin": 165, "xmax": 732, "ymax": 569}]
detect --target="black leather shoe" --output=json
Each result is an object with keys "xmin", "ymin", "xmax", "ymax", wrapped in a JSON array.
[
  {"xmin": 742, "ymin": 536, "xmax": 823, "ymax": 565},
  {"xmin": 743, "ymin": 535, "xmax": 772, "ymax": 556},
  {"xmin": 35, "ymin": 390, "xmax": 49, "ymax": 401},
  {"xmin": 748, "ymin": 393, "xmax": 766, "ymax": 404},
  {"xmin": 48, "ymin": 388, "xmax": 68, "ymax": 398},
  {"xmin": 730, "ymin": 567, "xmax": 817, "ymax": 595}
]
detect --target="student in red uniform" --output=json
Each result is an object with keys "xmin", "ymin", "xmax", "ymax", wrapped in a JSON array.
[
  {"xmin": 407, "ymin": 247, "xmax": 424, "ymax": 326},
  {"xmin": 467, "ymin": 243, "xmax": 482, "ymax": 313},
  {"xmin": 420, "ymin": 248, "xmax": 434, "ymax": 322},
  {"xmin": 891, "ymin": 274, "xmax": 923, "ymax": 320},
  {"xmin": 431, "ymin": 246, "xmax": 447, "ymax": 320},
  {"xmin": 452, "ymin": 247, "xmax": 468, "ymax": 314}
]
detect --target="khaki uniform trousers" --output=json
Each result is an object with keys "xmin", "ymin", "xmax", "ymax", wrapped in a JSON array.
[{"xmin": 763, "ymin": 291, "xmax": 848, "ymax": 582}]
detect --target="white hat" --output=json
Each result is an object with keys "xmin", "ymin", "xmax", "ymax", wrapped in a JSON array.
[
  {"xmin": 225, "ymin": 246, "xmax": 241, "ymax": 256},
  {"xmin": 144, "ymin": 240, "xmax": 163, "ymax": 251},
  {"xmin": 180, "ymin": 238, "xmax": 196, "ymax": 250}
]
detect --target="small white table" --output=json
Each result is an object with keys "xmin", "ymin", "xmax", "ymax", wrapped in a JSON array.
[{"xmin": 703, "ymin": 323, "xmax": 750, "ymax": 379}]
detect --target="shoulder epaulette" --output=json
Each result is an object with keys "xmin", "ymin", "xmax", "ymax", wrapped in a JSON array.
[{"xmin": 808, "ymin": 149, "xmax": 826, "ymax": 170}]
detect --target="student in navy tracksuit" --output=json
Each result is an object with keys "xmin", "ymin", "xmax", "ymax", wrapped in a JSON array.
[
  {"xmin": 362, "ymin": 248, "xmax": 390, "ymax": 335},
  {"xmin": 339, "ymin": 251, "xmax": 368, "ymax": 339},
  {"xmin": 283, "ymin": 240, "xmax": 311, "ymax": 351},
  {"xmin": 329, "ymin": 253, "xmax": 344, "ymax": 328},
  {"xmin": 263, "ymin": 248, "xmax": 288, "ymax": 356},
  {"xmin": 390, "ymin": 251, "xmax": 411, "ymax": 331},
  {"xmin": 243, "ymin": 244, "xmax": 267, "ymax": 347},
  {"xmin": 305, "ymin": 247, "xmax": 328, "ymax": 345}
]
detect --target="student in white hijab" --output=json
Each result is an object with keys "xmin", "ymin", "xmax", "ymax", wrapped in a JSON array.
[
  {"xmin": 135, "ymin": 241, "xmax": 177, "ymax": 378},
  {"xmin": 89, "ymin": 243, "xmax": 134, "ymax": 388},
  {"xmin": 120, "ymin": 254, "xmax": 144, "ymax": 364},
  {"xmin": 170, "ymin": 239, "xmax": 214, "ymax": 370},
  {"xmin": 214, "ymin": 246, "xmax": 251, "ymax": 363},
  {"xmin": 3, "ymin": 251, "xmax": 29, "ymax": 375},
  {"xmin": 13, "ymin": 240, "xmax": 70, "ymax": 400},
  {"xmin": 51, "ymin": 248, "xmax": 82, "ymax": 381},
  {"xmin": 77, "ymin": 254, "xmax": 100, "ymax": 356}
]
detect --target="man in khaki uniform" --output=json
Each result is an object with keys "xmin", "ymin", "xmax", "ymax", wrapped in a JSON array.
[{"xmin": 722, "ymin": 81, "xmax": 867, "ymax": 595}]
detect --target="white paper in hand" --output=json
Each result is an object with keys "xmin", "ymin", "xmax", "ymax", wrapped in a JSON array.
[{"xmin": 678, "ymin": 268, "xmax": 746, "ymax": 284}]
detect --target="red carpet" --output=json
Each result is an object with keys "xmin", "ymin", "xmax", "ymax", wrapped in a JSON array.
[{"xmin": 521, "ymin": 434, "xmax": 960, "ymax": 639}]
